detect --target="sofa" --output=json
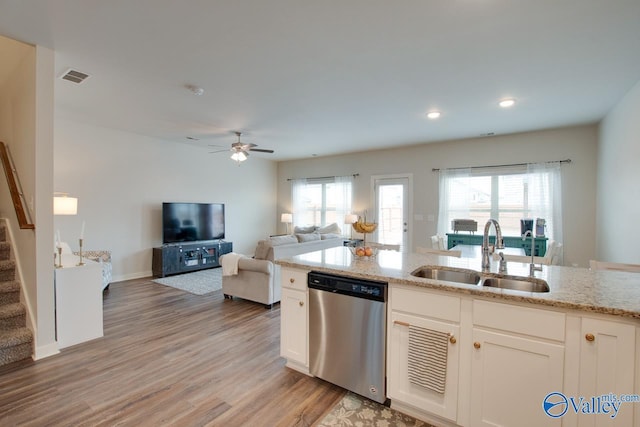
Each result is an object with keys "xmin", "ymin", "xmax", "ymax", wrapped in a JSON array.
[
  {"xmin": 254, "ymin": 229, "xmax": 344, "ymax": 261},
  {"xmin": 221, "ymin": 223, "xmax": 345, "ymax": 308}
]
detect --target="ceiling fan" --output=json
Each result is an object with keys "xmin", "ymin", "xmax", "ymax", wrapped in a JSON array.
[{"xmin": 209, "ymin": 131, "xmax": 274, "ymax": 164}]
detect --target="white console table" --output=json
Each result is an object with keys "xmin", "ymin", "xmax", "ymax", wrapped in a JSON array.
[{"xmin": 54, "ymin": 254, "xmax": 104, "ymax": 349}]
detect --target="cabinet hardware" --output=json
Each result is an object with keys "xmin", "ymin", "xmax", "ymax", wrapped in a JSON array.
[
  {"xmin": 449, "ymin": 336, "xmax": 457, "ymax": 344},
  {"xmin": 474, "ymin": 342, "xmax": 481, "ymax": 349},
  {"xmin": 585, "ymin": 333, "xmax": 595, "ymax": 342},
  {"xmin": 299, "ymin": 301, "xmax": 304, "ymax": 307},
  {"xmin": 393, "ymin": 320, "xmax": 410, "ymax": 327},
  {"xmin": 289, "ymin": 278, "xmax": 295, "ymax": 283}
]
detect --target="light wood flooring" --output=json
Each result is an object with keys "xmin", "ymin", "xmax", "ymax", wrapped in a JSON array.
[{"xmin": 0, "ymin": 276, "xmax": 345, "ymax": 426}]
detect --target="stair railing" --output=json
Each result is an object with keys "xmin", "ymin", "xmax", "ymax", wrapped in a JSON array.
[{"xmin": 0, "ymin": 141, "xmax": 35, "ymax": 229}]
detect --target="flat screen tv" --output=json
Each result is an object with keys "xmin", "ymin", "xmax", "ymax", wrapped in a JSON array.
[{"xmin": 162, "ymin": 202, "xmax": 225, "ymax": 243}]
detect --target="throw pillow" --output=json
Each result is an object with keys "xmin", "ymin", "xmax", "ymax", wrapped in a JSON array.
[
  {"xmin": 294, "ymin": 225, "xmax": 317, "ymax": 234},
  {"xmin": 254, "ymin": 240, "xmax": 269, "ymax": 260},
  {"xmin": 269, "ymin": 235, "xmax": 298, "ymax": 246},
  {"xmin": 317, "ymin": 222, "xmax": 342, "ymax": 234},
  {"xmin": 296, "ymin": 233, "xmax": 321, "ymax": 242}
]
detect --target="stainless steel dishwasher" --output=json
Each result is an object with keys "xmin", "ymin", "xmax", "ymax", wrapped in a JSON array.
[{"xmin": 308, "ymin": 271, "xmax": 388, "ymax": 404}]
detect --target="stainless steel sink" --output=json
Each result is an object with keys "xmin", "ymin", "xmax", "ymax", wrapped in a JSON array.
[
  {"xmin": 411, "ymin": 266, "xmax": 550, "ymax": 293},
  {"xmin": 481, "ymin": 276, "xmax": 550, "ymax": 293},
  {"xmin": 411, "ymin": 266, "xmax": 481, "ymax": 285}
]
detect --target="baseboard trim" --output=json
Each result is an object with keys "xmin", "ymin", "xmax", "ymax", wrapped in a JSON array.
[
  {"xmin": 34, "ymin": 342, "xmax": 60, "ymax": 360},
  {"xmin": 111, "ymin": 270, "xmax": 153, "ymax": 283}
]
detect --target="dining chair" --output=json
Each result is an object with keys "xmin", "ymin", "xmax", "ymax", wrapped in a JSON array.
[
  {"xmin": 430, "ymin": 235, "xmax": 446, "ymax": 250},
  {"xmin": 589, "ymin": 260, "xmax": 640, "ymax": 273},
  {"xmin": 417, "ymin": 247, "xmax": 462, "ymax": 258}
]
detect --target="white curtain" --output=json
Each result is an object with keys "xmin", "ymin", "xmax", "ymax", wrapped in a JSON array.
[
  {"xmin": 527, "ymin": 162, "xmax": 563, "ymax": 263},
  {"xmin": 290, "ymin": 178, "xmax": 308, "ymax": 229},
  {"xmin": 437, "ymin": 168, "xmax": 472, "ymax": 236},
  {"xmin": 333, "ymin": 175, "xmax": 354, "ymax": 236}
]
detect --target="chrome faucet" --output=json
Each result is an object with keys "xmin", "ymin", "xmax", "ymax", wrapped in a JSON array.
[
  {"xmin": 482, "ymin": 219, "xmax": 505, "ymax": 271},
  {"xmin": 523, "ymin": 230, "xmax": 542, "ymax": 276}
]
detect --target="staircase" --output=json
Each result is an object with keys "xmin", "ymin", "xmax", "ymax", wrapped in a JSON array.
[{"xmin": 0, "ymin": 224, "xmax": 33, "ymax": 366}]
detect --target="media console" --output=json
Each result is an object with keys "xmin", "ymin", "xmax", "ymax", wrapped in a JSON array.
[{"xmin": 152, "ymin": 240, "xmax": 233, "ymax": 277}]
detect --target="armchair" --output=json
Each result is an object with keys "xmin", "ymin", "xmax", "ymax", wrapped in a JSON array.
[{"xmin": 220, "ymin": 256, "xmax": 280, "ymax": 309}]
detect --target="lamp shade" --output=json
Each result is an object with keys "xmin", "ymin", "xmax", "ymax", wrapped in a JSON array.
[
  {"xmin": 344, "ymin": 214, "xmax": 358, "ymax": 224},
  {"xmin": 53, "ymin": 195, "xmax": 78, "ymax": 215},
  {"xmin": 281, "ymin": 213, "xmax": 293, "ymax": 223}
]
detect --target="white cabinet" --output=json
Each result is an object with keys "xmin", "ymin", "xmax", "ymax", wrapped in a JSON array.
[
  {"xmin": 469, "ymin": 300, "xmax": 565, "ymax": 427},
  {"xmin": 576, "ymin": 317, "xmax": 635, "ymax": 426},
  {"xmin": 280, "ymin": 267, "xmax": 309, "ymax": 373},
  {"xmin": 469, "ymin": 329, "xmax": 564, "ymax": 427},
  {"xmin": 388, "ymin": 286, "xmax": 461, "ymax": 423},
  {"xmin": 55, "ymin": 255, "xmax": 104, "ymax": 349}
]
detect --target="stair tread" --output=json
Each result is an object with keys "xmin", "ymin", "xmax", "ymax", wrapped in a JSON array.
[
  {"xmin": 0, "ymin": 280, "xmax": 20, "ymax": 293},
  {"xmin": 0, "ymin": 303, "xmax": 25, "ymax": 318},
  {"xmin": 0, "ymin": 327, "xmax": 32, "ymax": 349},
  {"xmin": 0, "ymin": 259, "xmax": 16, "ymax": 270}
]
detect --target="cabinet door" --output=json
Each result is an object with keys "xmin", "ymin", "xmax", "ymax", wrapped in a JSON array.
[
  {"xmin": 280, "ymin": 288, "xmax": 308, "ymax": 367},
  {"xmin": 470, "ymin": 329, "xmax": 564, "ymax": 427},
  {"xmin": 578, "ymin": 318, "xmax": 635, "ymax": 427},
  {"xmin": 388, "ymin": 312, "xmax": 460, "ymax": 422}
]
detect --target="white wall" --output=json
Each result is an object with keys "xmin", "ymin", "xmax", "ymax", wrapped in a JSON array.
[
  {"xmin": 597, "ymin": 79, "xmax": 640, "ymax": 264},
  {"xmin": 54, "ymin": 119, "xmax": 278, "ymax": 281},
  {"xmin": 278, "ymin": 125, "xmax": 598, "ymax": 267},
  {"xmin": 0, "ymin": 38, "xmax": 57, "ymax": 358}
]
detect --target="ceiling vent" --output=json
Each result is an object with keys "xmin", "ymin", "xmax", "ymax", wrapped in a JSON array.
[{"xmin": 60, "ymin": 69, "xmax": 90, "ymax": 84}]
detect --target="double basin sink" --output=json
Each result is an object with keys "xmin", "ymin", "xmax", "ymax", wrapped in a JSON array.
[{"xmin": 411, "ymin": 266, "xmax": 550, "ymax": 293}]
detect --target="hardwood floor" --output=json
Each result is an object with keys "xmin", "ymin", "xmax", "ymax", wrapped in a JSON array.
[{"xmin": 0, "ymin": 277, "xmax": 345, "ymax": 426}]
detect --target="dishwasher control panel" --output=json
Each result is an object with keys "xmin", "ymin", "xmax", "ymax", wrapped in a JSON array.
[{"xmin": 308, "ymin": 271, "xmax": 387, "ymax": 302}]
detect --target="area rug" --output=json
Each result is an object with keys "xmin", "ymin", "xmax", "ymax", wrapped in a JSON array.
[
  {"xmin": 316, "ymin": 392, "xmax": 430, "ymax": 427},
  {"xmin": 152, "ymin": 268, "xmax": 222, "ymax": 295}
]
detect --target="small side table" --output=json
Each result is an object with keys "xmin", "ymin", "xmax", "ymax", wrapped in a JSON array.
[{"xmin": 343, "ymin": 239, "xmax": 364, "ymax": 247}]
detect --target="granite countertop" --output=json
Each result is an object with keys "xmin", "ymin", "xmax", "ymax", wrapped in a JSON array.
[{"xmin": 275, "ymin": 246, "xmax": 640, "ymax": 319}]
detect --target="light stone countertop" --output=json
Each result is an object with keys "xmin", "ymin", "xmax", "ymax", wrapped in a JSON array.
[{"xmin": 275, "ymin": 246, "xmax": 640, "ymax": 319}]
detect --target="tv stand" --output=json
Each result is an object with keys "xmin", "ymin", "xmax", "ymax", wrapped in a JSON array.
[{"xmin": 152, "ymin": 240, "xmax": 233, "ymax": 277}]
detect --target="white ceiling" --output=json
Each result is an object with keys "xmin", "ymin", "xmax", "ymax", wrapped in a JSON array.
[{"xmin": 1, "ymin": 0, "xmax": 639, "ymax": 161}]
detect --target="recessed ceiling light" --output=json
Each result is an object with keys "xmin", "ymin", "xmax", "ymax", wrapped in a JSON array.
[
  {"xmin": 426, "ymin": 111, "xmax": 441, "ymax": 119},
  {"xmin": 499, "ymin": 98, "xmax": 516, "ymax": 108}
]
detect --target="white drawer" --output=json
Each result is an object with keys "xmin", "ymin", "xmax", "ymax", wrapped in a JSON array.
[
  {"xmin": 473, "ymin": 299, "xmax": 565, "ymax": 341},
  {"xmin": 391, "ymin": 285, "xmax": 461, "ymax": 323},
  {"xmin": 281, "ymin": 267, "xmax": 308, "ymax": 291}
]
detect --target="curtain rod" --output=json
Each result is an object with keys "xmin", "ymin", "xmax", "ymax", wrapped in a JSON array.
[
  {"xmin": 287, "ymin": 173, "xmax": 359, "ymax": 181},
  {"xmin": 431, "ymin": 159, "xmax": 571, "ymax": 172}
]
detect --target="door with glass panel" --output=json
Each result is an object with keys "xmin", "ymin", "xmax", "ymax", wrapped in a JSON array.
[{"xmin": 373, "ymin": 176, "xmax": 410, "ymax": 250}]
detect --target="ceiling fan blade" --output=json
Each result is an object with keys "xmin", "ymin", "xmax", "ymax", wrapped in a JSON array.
[
  {"xmin": 249, "ymin": 148, "xmax": 274, "ymax": 153},
  {"xmin": 209, "ymin": 149, "xmax": 231, "ymax": 154}
]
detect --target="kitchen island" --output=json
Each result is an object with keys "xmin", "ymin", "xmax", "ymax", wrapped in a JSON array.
[{"xmin": 276, "ymin": 246, "xmax": 640, "ymax": 427}]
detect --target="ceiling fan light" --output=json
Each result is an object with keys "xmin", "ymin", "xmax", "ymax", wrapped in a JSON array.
[{"xmin": 231, "ymin": 151, "xmax": 248, "ymax": 162}]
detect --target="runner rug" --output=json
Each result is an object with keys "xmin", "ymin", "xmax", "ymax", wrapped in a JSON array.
[{"xmin": 316, "ymin": 392, "xmax": 430, "ymax": 427}]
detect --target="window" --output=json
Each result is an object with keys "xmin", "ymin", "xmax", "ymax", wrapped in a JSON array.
[
  {"xmin": 291, "ymin": 176, "xmax": 353, "ymax": 234},
  {"xmin": 437, "ymin": 163, "xmax": 563, "ymax": 243}
]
